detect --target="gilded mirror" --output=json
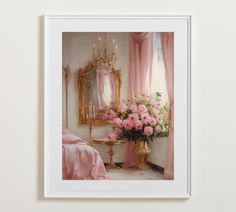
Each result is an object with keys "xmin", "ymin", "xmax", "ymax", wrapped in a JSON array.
[{"xmin": 77, "ymin": 60, "xmax": 121, "ymax": 125}]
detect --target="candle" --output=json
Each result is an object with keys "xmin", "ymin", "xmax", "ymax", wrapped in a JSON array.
[
  {"xmin": 86, "ymin": 108, "xmax": 89, "ymax": 120},
  {"xmin": 98, "ymin": 37, "xmax": 101, "ymax": 56},
  {"xmin": 89, "ymin": 101, "xmax": 93, "ymax": 119},
  {"xmin": 92, "ymin": 44, "xmax": 95, "ymax": 57},
  {"xmin": 92, "ymin": 105, "xmax": 96, "ymax": 120},
  {"xmin": 112, "ymin": 39, "xmax": 115, "ymax": 53},
  {"xmin": 89, "ymin": 107, "xmax": 91, "ymax": 119},
  {"xmin": 115, "ymin": 45, "xmax": 118, "ymax": 60}
]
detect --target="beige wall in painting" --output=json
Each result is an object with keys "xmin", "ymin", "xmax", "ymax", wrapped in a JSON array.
[{"xmin": 1, "ymin": 0, "xmax": 236, "ymax": 212}]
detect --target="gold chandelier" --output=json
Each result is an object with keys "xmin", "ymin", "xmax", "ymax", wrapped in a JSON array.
[{"xmin": 90, "ymin": 33, "xmax": 118, "ymax": 71}]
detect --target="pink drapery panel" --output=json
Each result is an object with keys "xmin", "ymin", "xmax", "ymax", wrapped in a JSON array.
[
  {"xmin": 129, "ymin": 32, "xmax": 153, "ymax": 98},
  {"xmin": 123, "ymin": 32, "xmax": 153, "ymax": 168},
  {"xmin": 161, "ymin": 32, "xmax": 174, "ymax": 179}
]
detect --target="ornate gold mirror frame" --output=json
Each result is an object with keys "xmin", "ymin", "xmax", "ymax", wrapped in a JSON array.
[
  {"xmin": 77, "ymin": 61, "xmax": 121, "ymax": 126},
  {"xmin": 63, "ymin": 65, "xmax": 71, "ymax": 129}
]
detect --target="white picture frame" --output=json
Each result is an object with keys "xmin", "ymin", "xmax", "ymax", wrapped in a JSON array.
[{"xmin": 44, "ymin": 14, "xmax": 191, "ymax": 198}]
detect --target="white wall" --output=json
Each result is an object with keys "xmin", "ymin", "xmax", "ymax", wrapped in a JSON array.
[
  {"xmin": 1, "ymin": 0, "xmax": 236, "ymax": 212},
  {"xmin": 62, "ymin": 32, "xmax": 129, "ymax": 162}
]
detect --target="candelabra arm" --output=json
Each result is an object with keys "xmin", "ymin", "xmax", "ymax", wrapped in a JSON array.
[{"xmin": 88, "ymin": 119, "xmax": 93, "ymax": 145}]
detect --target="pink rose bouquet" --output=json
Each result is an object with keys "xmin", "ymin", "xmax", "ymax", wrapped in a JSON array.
[
  {"xmin": 109, "ymin": 92, "xmax": 170, "ymax": 142},
  {"xmin": 96, "ymin": 106, "xmax": 117, "ymax": 121}
]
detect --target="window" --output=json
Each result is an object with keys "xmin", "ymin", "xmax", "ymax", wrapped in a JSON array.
[{"xmin": 150, "ymin": 32, "xmax": 169, "ymax": 104}]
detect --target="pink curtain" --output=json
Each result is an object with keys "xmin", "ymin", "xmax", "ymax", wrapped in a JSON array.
[
  {"xmin": 123, "ymin": 32, "xmax": 153, "ymax": 168},
  {"xmin": 161, "ymin": 32, "xmax": 174, "ymax": 179},
  {"xmin": 129, "ymin": 32, "xmax": 153, "ymax": 98}
]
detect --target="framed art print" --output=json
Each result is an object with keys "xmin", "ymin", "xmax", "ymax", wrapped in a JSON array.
[{"xmin": 44, "ymin": 14, "xmax": 191, "ymax": 198}]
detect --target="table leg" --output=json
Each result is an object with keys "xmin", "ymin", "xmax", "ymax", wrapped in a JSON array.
[{"xmin": 106, "ymin": 144, "xmax": 118, "ymax": 169}]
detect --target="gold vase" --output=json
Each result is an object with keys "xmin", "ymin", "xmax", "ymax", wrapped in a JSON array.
[{"xmin": 135, "ymin": 141, "xmax": 151, "ymax": 170}]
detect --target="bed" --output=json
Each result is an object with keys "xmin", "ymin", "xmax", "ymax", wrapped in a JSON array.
[{"xmin": 62, "ymin": 129, "xmax": 108, "ymax": 180}]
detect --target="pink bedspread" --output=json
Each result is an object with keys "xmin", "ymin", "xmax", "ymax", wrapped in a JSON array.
[{"xmin": 62, "ymin": 129, "xmax": 108, "ymax": 180}]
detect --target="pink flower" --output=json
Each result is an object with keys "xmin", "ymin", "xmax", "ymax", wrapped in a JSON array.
[
  {"xmin": 155, "ymin": 125, "xmax": 162, "ymax": 133},
  {"xmin": 149, "ymin": 117, "xmax": 157, "ymax": 126},
  {"xmin": 101, "ymin": 113, "xmax": 108, "ymax": 120},
  {"xmin": 113, "ymin": 118, "xmax": 123, "ymax": 128},
  {"xmin": 97, "ymin": 105, "xmax": 105, "ymax": 111},
  {"xmin": 134, "ymin": 120, "xmax": 143, "ymax": 130},
  {"xmin": 115, "ymin": 127, "xmax": 122, "ymax": 137},
  {"xmin": 146, "ymin": 95, "xmax": 152, "ymax": 101},
  {"xmin": 156, "ymin": 115, "xmax": 163, "ymax": 124},
  {"xmin": 109, "ymin": 110, "xmax": 117, "ymax": 120},
  {"xmin": 128, "ymin": 113, "xmax": 139, "ymax": 122},
  {"xmin": 141, "ymin": 113, "xmax": 149, "ymax": 124},
  {"xmin": 150, "ymin": 107, "xmax": 159, "ymax": 115},
  {"xmin": 137, "ymin": 104, "xmax": 148, "ymax": 114},
  {"xmin": 154, "ymin": 101, "xmax": 161, "ymax": 109},
  {"xmin": 130, "ymin": 104, "xmax": 138, "ymax": 113},
  {"xmin": 123, "ymin": 119, "xmax": 134, "ymax": 130},
  {"xmin": 144, "ymin": 126, "xmax": 153, "ymax": 136},
  {"xmin": 142, "ymin": 95, "xmax": 151, "ymax": 101},
  {"xmin": 137, "ymin": 94, "xmax": 151, "ymax": 102},
  {"xmin": 107, "ymin": 133, "xmax": 117, "ymax": 141},
  {"xmin": 118, "ymin": 103, "xmax": 127, "ymax": 113}
]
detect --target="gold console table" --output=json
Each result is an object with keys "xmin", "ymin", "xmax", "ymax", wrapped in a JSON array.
[{"xmin": 92, "ymin": 138, "xmax": 126, "ymax": 169}]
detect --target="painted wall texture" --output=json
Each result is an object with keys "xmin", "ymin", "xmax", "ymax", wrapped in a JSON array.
[{"xmin": 0, "ymin": 0, "xmax": 236, "ymax": 211}]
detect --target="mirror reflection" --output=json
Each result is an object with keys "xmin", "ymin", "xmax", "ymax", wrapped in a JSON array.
[
  {"xmin": 77, "ymin": 32, "xmax": 121, "ymax": 125},
  {"xmin": 77, "ymin": 61, "xmax": 121, "ymax": 125}
]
